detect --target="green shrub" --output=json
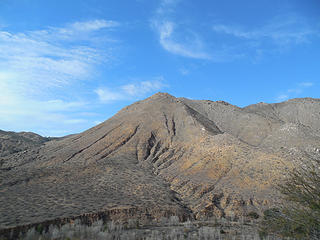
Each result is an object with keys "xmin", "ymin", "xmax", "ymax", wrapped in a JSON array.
[
  {"xmin": 260, "ymin": 159, "xmax": 320, "ymax": 239},
  {"xmin": 36, "ymin": 224, "xmax": 44, "ymax": 234}
]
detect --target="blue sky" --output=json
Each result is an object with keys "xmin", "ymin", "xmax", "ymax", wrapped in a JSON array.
[{"xmin": 0, "ymin": 0, "xmax": 319, "ymax": 136}]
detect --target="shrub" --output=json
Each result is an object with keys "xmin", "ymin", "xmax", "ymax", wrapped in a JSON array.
[
  {"xmin": 35, "ymin": 224, "xmax": 44, "ymax": 234},
  {"xmin": 128, "ymin": 218, "xmax": 139, "ymax": 229},
  {"xmin": 168, "ymin": 215, "xmax": 180, "ymax": 226},
  {"xmin": 260, "ymin": 159, "xmax": 320, "ymax": 239},
  {"xmin": 247, "ymin": 211, "xmax": 260, "ymax": 220}
]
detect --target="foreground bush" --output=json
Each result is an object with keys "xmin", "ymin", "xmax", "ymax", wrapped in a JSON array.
[{"xmin": 260, "ymin": 158, "xmax": 320, "ymax": 239}]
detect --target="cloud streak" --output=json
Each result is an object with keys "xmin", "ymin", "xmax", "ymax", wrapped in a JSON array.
[
  {"xmin": 96, "ymin": 78, "xmax": 167, "ymax": 103},
  {"xmin": 154, "ymin": 21, "xmax": 211, "ymax": 59},
  {"xmin": 152, "ymin": 0, "xmax": 210, "ymax": 60},
  {"xmin": 212, "ymin": 15, "xmax": 318, "ymax": 50},
  {"xmin": 276, "ymin": 82, "xmax": 315, "ymax": 101},
  {"xmin": 152, "ymin": 2, "xmax": 319, "ymax": 61},
  {"xmin": 69, "ymin": 19, "xmax": 119, "ymax": 32},
  {"xmin": 0, "ymin": 92, "xmax": 89, "ymax": 136},
  {"xmin": 0, "ymin": 19, "xmax": 117, "ymax": 92},
  {"xmin": 0, "ymin": 19, "xmax": 119, "ymax": 136}
]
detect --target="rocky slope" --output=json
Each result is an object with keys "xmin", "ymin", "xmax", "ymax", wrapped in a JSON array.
[{"xmin": 1, "ymin": 93, "xmax": 319, "ymax": 234}]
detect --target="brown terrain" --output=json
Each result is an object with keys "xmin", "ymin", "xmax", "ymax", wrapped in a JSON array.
[
  {"xmin": 1, "ymin": 93, "xmax": 320, "ymax": 236},
  {"xmin": 0, "ymin": 130, "xmax": 49, "ymax": 158}
]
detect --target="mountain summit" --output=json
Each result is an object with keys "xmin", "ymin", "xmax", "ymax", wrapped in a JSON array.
[{"xmin": 1, "ymin": 93, "xmax": 320, "ymax": 232}]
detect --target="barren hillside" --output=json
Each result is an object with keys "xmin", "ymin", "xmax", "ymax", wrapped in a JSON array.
[{"xmin": 1, "ymin": 93, "xmax": 319, "ymax": 234}]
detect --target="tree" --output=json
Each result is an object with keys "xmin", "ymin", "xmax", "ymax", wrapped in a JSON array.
[{"xmin": 260, "ymin": 158, "xmax": 320, "ymax": 239}]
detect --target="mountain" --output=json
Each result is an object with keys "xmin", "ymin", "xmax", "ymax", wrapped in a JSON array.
[
  {"xmin": 0, "ymin": 130, "xmax": 49, "ymax": 158},
  {"xmin": 1, "ymin": 93, "xmax": 320, "ymax": 234}
]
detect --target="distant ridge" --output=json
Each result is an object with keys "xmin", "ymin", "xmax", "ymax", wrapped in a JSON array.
[{"xmin": 0, "ymin": 130, "xmax": 49, "ymax": 158}]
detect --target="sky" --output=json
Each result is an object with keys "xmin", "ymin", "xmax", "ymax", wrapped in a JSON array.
[{"xmin": 0, "ymin": 0, "xmax": 319, "ymax": 136}]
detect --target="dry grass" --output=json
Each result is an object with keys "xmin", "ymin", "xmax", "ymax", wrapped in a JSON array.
[{"xmin": 3, "ymin": 216, "xmax": 285, "ymax": 240}]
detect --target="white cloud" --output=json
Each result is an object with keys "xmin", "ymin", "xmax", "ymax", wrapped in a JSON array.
[
  {"xmin": 0, "ymin": 73, "xmax": 92, "ymax": 136},
  {"xmin": 0, "ymin": 19, "xmax": 117, "ymax": 94},
  {"xmin": 94, "ymin": 120, "xmax": 103, "ymax": 125},
  {"xmin": 287, "ymin": 88, "xmax": 302, "ymax": 94},
  {"xmin": 161, "ymin": 0, "xmax": 178, "ymax": 5},
  {"xmin": 63, "ymin": 119, "xmax": 88, "ymax": 124},
  {"xmin": 152, "ymin": 1, "xmax": 244, "ymax": 62},
  {"xmin": 154, "ymin": 21, "xmax": 211, "ymax": 59},
  {"xmin": 0, "ymin": 19, "xmax": 119, "ymax": 136},
  {"xmin": 276, "ymin": 94, "xmax": 289, "ymax": 101},
  {"xmin": 299, "ymin": 82, "xmax": 314, "ymax": 87},
  {"xmin": 0, "ymin": 94, "xmax": 87, "ymax": 118},
  {"xmin": 153, "ymin": 3, "xmax": 318, "ymax": 61},
  {"xmin": 179, "ymin": 68, "xmax": 189, "ymax": 75},
  {"xmin": 212, "ymin": 15, "xmax": 317, "ymax": 47},
  {"xmin": 31, "ymin": 19, "xmax": 119, "ymax": 42},
  {"xmin": 70, "ymin": 20, "xmax": 119, "ymax": 32},
  {"xmin": 152, "ymin": 0, "xmax": 210, "ymax": 60},
  {"xmin": 156, "ymin": 0, "xmax": 180, "ymax": 15},
  {"xmin": 95, "ymin": 88, "xmax": 125, "ymax": 102},
  {"xmin": 0, "ymin": 92, "xmax": 89, "ymax": 136},
  {"xmin": 276, "ymin": 81, "xmax": 314, "ymax": 102},
  {"xmin": 211, "ymin": 15, "xmax": 320, "ymax": 61},
  {"xmin": 122, "ymin": 79, "xmax": 166, "ymax": 96},
  {"xmin": 96, "ymin": 78, "xmax": 167, "ymax": 103}
]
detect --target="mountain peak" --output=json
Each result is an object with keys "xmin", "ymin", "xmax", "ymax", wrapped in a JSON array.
[{"xmin": 149, "ymin": 92, "xmax": 176, "ymax": 99}]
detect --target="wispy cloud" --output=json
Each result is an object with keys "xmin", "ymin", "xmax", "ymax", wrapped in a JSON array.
[
  {"xmin": 152, "ymin": 2, "xmax": 319, "ymax": 61},
  {"xmin": 299, "ymin": 82, "xmax": 313, "ymax": 87},
  {"xmin": 0, "ymin": 90, "xmax": 90, "ymax": 136},
  {"xmin": 213, "ymin": 24, "xmax": 314, "ymax": 45},
  {"xmin": 69, "ymin": 19, "xmax": 119, "ymax": 32},
  {"xmin": 151, "ymin": 1, "xmax": 245, "ymax": 62},
  {"xmin": 152, "ymin": 0, "xmax": 210, "ymax": 60},
  {"xmin": 156, "ymin": 0, "xmax": 180, "ymax": 15},
  {"xmin": 276, "ymin": 94, "xmax": 290, "ymax": 102},
  {"xmin": 276, "ymin": 81, "xmax": 315, "ymax": 102},
  {"xmin": 121, "ymin": 79, "xmax": 165, "ymax": 96},
  {"xmin": 153, "ymin": 21, "xmax": 211, "ymax": 59},
  {"xmin": 0, "ymin": 19, "xmax": 117, "ymax": 92},
  {"xmin": 212, "ymin": 14, "xmax": 318, "ymax": 53},
  {"xmin": 0, "ymin": 19, "xmax": 119, "ymax": 136},
  {"xmin": 32, "ymin": 19, "xmax": 119, "ymax": 40},
  {"xmin": 96, "ymin": 78, "xmax": 167, "ymax": 103},
  {"xmin": 95, "ymin": 88, "xmax": 125, "ymax": 102},
  {"xmin": 0, "ymin": 71, "xmax": 88, "ymax": 123},
  {"xmin": 179, "ymin": 67, "xmax": 189, "ymax": 75}
]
